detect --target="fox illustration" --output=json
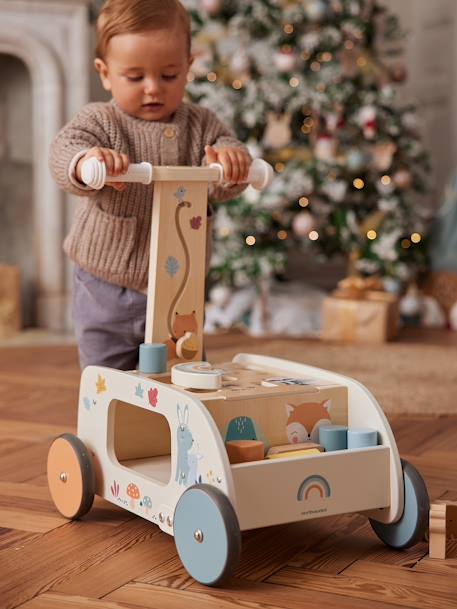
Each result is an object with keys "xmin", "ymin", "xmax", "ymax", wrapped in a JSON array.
[{"xmin": 285, "ymin": 400, "xmax": 332, "ymax": 444}]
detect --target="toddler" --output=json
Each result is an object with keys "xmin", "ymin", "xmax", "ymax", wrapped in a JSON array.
[{"xmin": 50, "ymin": 0, "xmax": 251, "ymax": 370}]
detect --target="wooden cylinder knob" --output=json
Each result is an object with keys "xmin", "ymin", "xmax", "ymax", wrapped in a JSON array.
[{"xmin": 225, "ymin": 440, "xmax": 264, "ymax": 464}]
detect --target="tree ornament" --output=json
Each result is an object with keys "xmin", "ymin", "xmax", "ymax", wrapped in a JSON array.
[
  {"xmin": 422, "ymin": 296, "xmax": 446, "ymax": 329},
  {"xmin": 376, "ymin": 177, "xmax": 395, "ymax": 196},
  {"xmin": 346, "ymin": 148, "xmax": 367, "ymax": 172},
  {"xmin": 389, "ymin": 63, "xmax": 408, "ymax": 83},
  {"xmin": 314, "ymin": 134, "xmax": 338, "ymax": 162},
  {"xmin": 273, "ymin": 48, "xmax": 298, "ymax": 73},
  {"xmin": 209, "ymin": 285, "xmax": 232, "ymax": 308},
  {"xmin": 201, "ymin": 0, "xmax": 222, "ymax": 16},
  {"xmin": 372, "ymin": 141, "xmax": 397, "ymax": 172},
  {"xmin": 339, "ymin": 48, "xmax": 361, "ymax": 79},
  {"xmin": 292, "ymin": 211, "xmax": 315, "ymax": 237},
  {"xmin": 393, "ymin": 169, "xmax": 413, "ymax": 190},
  {"xmin": 358, "ymin": 105, "xmax": 377, "ymax": 139},
  {"xmin": 326, "ymin": 109, "xmax": 345, "ymax": 132},
  {"xmin": 399, "ymin": 284, "xmax": 423, "ymax": 320},
  {"xmin": 230, "ymin": 48, "xmax": 251, "ymax": 75},
  {"xmin": 263, "ymin": 112, "xmax": 292, "ymax": 149},
  {"xmin": 322, "ymin": 180, "xmax": 347, "ymax": 203},
  {"xmin": 305, "ymin": 0, "xmax": 328, "ymax": 22}
]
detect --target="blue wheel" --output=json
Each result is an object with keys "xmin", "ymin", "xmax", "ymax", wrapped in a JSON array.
[
  {"xmin": 173, "ymin": 484, "xmax": 241, "ymax": 586},
  {"xmin": 370, "ymin": 459, "xmax": 429, "ymax": 549}
]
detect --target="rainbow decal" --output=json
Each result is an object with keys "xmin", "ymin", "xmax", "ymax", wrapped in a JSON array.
[{"xmin": 297, "ymin": 475, "xmax": 331, "ymax": 501}]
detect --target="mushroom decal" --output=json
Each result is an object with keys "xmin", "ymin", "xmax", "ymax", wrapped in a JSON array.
[
  {"xmin": 142, "ymin": 496, "xmax": 152, "ymax": 515},
  {"xmin": 126, "ymin": 483, "xmax": 140, "ymax": 509}
]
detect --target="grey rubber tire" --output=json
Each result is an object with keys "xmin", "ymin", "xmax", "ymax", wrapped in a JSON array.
[{"xmin": 369, "ymin": 459, "xmax": 429, "ymax": 549}]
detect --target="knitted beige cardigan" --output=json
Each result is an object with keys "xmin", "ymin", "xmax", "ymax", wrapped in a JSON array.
[{"xmin": 49, "ymin": 100, "xmax": 247, "ymax": 291}]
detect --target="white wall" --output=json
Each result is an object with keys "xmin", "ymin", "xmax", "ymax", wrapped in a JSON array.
[{"xmin": 384, "ymin": 0, "xmax": 457, "ymax": 206}]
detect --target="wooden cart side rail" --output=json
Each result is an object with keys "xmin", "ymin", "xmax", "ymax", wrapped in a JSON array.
[
  {"xmin": 231, "ymin": 445, "xmax": 390, "ymax": 531},
  {"xmin": 232, "ymin": 353, "xmax": 403, "ymax": 525}
]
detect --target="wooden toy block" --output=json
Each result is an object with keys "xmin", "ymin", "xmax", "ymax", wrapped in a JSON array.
[
  {"xmin": 266, "ymin": 448, "xmax": 321, "ymax": 460},
  {"xmin": 225, "ymin": 440, "xmax": 264, "ymax": 464},
  {"xmin": 429, "ymin": 500, "xmax": 457, "ymax": 559},
  {"xmin": 267, "ymin": 442, "xmax": 324, "ymax": 456},
  {"xmin": 319, "ymin": 425, "xmax": 348, "ymax": 451}
]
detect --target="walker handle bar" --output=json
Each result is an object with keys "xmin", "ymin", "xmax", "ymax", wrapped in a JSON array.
[{"xmin": 80, "ymin": 157, "xmax": 274, "ymax": 192}]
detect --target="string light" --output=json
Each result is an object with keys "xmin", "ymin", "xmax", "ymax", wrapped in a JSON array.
[
  {"xmin": 275, "ymin": 162, "xmax": 285, "ymax": 172},
  {"xmin": 344, "ymin": 40, "xmax": 354, "ymax": 50},
  {"xmin": 411, "ymin": 232, "xmax": 422, "ymax": 243},
  {"xmin": 367, "ymin": 230, "xmax": 377, "ymax": 240},
  {"xmin": 353, "ymin": 178, "xmax": 365, "ymax": 189},
  {"xmin": 311, "ymin": 61, "xmax": 321, "ymax": 72},
  {"xmin": 401, "ymin": 239, "xmax": 411, "ymax": 249},
  {"xmin": 246, "ymin": 236, "xmax": 256, "ymax": 246},
  {"xmin": 299, "ymin": 197, "xmax": 309, "ymax": 207},
  {"xmin": 277, "ymin": 230, "xmax": 288, "ymax": 240},
  {"xmin": 320, "ymin": 52, "xmax": 333, "ymax": 62},
  {"xmin": 289, "ymin": 77, "xmax": 300, "ymax": 87},
  {"xmin": 283, "ymin": 24, "xmax": 294, "ymax": 34},
  {"xmin": 381, "ymin": 175, "xmax": 391, "ymax": 185},
  {"xmin": 219, "ymin": 227, "xmax": 231, "ymax": 237},
  {"xmin": 207, "ymin": 72, "xmax": 217, "ymax": 82},
  {"xmin": 309, "ymin": 230, "xmax": 319, "ymax": 241},
  {"xmin": 232, "ymin": 79, "xmax": 243, "ymax": 90},
  {"xmin": 357, "ymin": 57, "xmax": 367, "ymax": 67}
]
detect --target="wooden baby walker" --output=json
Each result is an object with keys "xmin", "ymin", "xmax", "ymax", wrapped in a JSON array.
[{"xmin": 47, "ymin": 156, "xmax": 430, "ymax": 586}]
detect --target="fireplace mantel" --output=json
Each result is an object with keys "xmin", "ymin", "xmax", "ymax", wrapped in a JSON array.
[{"xmin": 0, "ymin": 0, "xmax": 91, "ymax": 330}]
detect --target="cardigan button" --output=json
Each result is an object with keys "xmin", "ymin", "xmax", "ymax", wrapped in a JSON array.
[{"xmin": 163, "ymin": 127, "xmax": 175, "ymax": 139}]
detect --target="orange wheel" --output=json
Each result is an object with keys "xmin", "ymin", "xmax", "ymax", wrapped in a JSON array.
[{"xmin": 47, "ymin": 434, "xmax": 95, "ymax": 519}]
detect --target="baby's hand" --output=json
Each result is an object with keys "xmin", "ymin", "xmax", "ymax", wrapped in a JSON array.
[
  {"xmin": 205, "ymin": 145, "xmax": 252, "ymax": 185},
  {"xmin": 76, "ymin": 147, "xmax": 130, "ymax": 191}
]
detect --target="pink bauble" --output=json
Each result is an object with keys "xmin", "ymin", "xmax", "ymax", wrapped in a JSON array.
[
  {"xmin": 201, "ymin": 0, "xmax": 222, "ymax": 15},
  {"xmin": 393, "ymin": 169, "xmax": 413, "ymax": 190},
  {"xmin": 292, "ymin": 211, "xmax": 315, "ymax": 237},
  {"xmin": 273, "ymin": 49, "xmax": 298, "ymax": 73}
]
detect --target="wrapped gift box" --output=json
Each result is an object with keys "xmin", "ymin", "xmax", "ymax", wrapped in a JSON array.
[
  {"xmin": 0, "ymin": 264, "xmax": 22, "ymax": 338},
  {"xmin": 321, "ymin": 283, "xmax": 399, "ymax": 343}
]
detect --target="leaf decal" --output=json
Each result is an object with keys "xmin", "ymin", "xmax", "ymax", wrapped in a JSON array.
[
  {"xmin": 148, "ymin": 387, "xmax": 158, "ymax": 407},
  {"xmin": 165, "ymin": 256, "xmax": 180, "ymax": 277}
]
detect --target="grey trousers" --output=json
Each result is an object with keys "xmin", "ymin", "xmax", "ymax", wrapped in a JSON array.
[{"xmin": 73, "ymin": 266, "xmax": 147, "ymax": 370}]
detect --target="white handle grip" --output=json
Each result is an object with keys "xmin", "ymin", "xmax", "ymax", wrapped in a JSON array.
[
  {"xmin": 80, "ymin": 156, "xmax": 274, "ymax": 191},
  {"xmin": 81, "ymin": 157, "xmax": 153, "ymax": 190},
  {"xmin": 210, "ymin": 158, "xmax": 274, "ymax": 191}
]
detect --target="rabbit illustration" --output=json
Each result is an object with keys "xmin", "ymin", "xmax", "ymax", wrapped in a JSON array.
[{"xmin": 175, "ymin": 404, "xmax": 194, "ymax": 485}]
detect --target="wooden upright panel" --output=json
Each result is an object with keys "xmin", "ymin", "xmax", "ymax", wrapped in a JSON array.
[{"xmin": 145, "ymin": 179, "xmax": 209, "ymax": 365}]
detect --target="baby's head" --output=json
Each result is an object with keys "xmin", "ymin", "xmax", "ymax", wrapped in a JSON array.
[{"xmin": 95, "ymin": 0, "xmax": 192, "ymax": 122}]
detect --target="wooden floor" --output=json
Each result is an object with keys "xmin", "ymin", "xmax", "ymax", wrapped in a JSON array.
[{"xmin": 0, "ymin": 333, "xmax": 456, "ymax": 609}]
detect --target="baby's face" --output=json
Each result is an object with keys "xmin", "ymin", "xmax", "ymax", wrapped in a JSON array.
[{"xmin": 96, "ymin": 25, "xmax": 191, "ymax": 122}]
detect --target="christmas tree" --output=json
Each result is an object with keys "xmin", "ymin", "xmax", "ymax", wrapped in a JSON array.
[{"xmin": 184, "ymin": 0, "xmax": 430, "ymax": 289}]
